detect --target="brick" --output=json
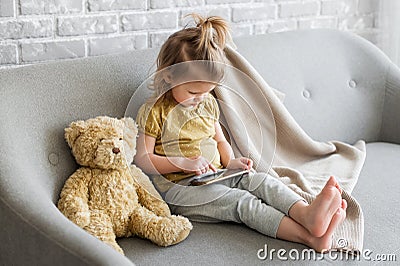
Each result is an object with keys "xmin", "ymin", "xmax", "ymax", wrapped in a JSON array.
[
  {"xmin": 151, "ymin": 0, "xmax": 204, "ymax": 9},
  {"xmin": 339, "ymin": 15, "xmax": 374, "ymax": 30},
  {"xmin": 21, "ymin": 40, "xmax": 85, "ymax": 62},
  {"xmin": 232, "ymin": 5, "xmax": 276, "ymax": 22},
  {"xmin": 58, "ymin": 16, "xmax": 118, "ymax": 36},
  {"xmin": 89, "ymin": 35, "xmax": 147, "ymax": 56},
  {"xmin": 269, "ymin": 20, "xmax": 297, "ymax": 32},
  {"xmin": 206, "ymin": 0, "xmax": 249, "ymax": 4},
  {"xmin": 88, "ymin": 0, "xmax": 145, "ymax": 12},
  {"xmin": 0, "ymin": 0, "xmax": 14, "ymax": 17},
  {"xmin": 279, "ymin": 1, "xmax": 319, "ymax": 18},
  {"xmin": 180, "ymin": 7, "xmax": 231, "ymax": 26},
  {"xmin": 122, "ymin": 11, "xmax": 178, "ymax": 31},
  {"xmin": 298, "ymin": 18, "xmax": 338, "ymax": 29},
  {"xmin": 230, "ymin": 24, "xmax": 252, "ymax": 37},
  {"xmin": 321, "ymin": 0, "xmax": 357, "ymax": 16},
  {"xmin": 254, "ymin": 19, "xmax": 297, "ymax": 34},
  {"xmin": 0, "ymin": 19, "xmax": 53, "ymax": 40},
  {"xmin": 0, "ymin": 44, "xmax": 17, "ymax": 64},
  {"xmin": 150, "ymin": 31, "xmax": 174, "ymax": 48},
  {"xmin": 20, "ymin": 0, "xmax": 82, "ymax": 15}
]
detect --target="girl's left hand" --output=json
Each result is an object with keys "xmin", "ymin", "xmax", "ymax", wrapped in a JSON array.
[{"xmin": 226, "ymin": 157, "xmax": 253, "ymax": 170}]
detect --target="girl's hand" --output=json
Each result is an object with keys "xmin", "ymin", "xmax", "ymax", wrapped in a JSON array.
[
  {"xmin": 171, "ymin": 156, "xmax": 217, "ymax": 176},
  {"xmin": 227, "ymin": 157, "xmax": 253, "ymax": 171}
]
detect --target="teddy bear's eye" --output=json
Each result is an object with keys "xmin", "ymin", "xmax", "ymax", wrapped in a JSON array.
[
  {"xmin": 99, "ymin": 138, "xmax": 104, "ymax": 142},
  {"xmin": 119, "ymin": 137, "xmax": 123, "ymax": 141}
]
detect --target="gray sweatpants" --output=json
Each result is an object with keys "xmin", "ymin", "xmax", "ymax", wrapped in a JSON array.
[{"xmin": 162, "ymin": 172, "xmax": 303, "ymax": 238}]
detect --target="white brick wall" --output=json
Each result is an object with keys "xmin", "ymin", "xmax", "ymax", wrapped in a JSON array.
[{"xmin": 0, "ymin": 0, "xmax": 381, "ymax": 68}]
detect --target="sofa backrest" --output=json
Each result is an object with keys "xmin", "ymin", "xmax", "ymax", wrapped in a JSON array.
[
  {"xmin": 0, "ymin": 48, "xmax": 158, "ymax": 204},
  {"xmin": 234, "ymin": 30, "xmax": 389, "ymax": 144},
  {"xmin": 0, "ymin": 29, "xmax": 391, "ymax": 206}
]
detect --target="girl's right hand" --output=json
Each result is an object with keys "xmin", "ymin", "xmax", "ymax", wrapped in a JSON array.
[
  {"xmin": 226, "ymin": 157, "xmax": 253, "ymax": 171},
  {"xmin": 171, "ymin": 156, "xmax": 217, "ymax": 176}
]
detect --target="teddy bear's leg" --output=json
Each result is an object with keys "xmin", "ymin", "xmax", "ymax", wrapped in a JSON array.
[
  {"xmin": 136, "ymin": 183, "xmax": 172, "ymax": 217},
  {"xmin": 84, "ymin": 210, "xmax": 124, "ymax": 255},
  {"xmin": 129, "ymin": 205, "xmax": 193, "ymax": 247},
  {"xmin": 129, "ymin": 165, "xmax": 171, "ymax": 217}
]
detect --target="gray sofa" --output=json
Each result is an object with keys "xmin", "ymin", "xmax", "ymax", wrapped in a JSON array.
[{"xmin": 1, "ymin": 29, "xmax": 400, "ymax": 265}]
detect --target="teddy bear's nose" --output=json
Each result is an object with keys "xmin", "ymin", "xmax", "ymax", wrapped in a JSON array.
[{"xmin": 112, "ymin": 147, "xmax": 120, "ymax": 154}]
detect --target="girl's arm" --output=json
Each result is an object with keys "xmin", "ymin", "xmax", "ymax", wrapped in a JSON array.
[
  {"xmin": 214, "ymin": 122, "xmax": 253, "ymax": 170},
  {"xmin": 134, "ymin": 133, "xmax": 216, "ymax": 175},
  {"xmin": 213, "ymin": 122, "xmax": 234, "ymax": 167},
  {"xmin": 134, "ymin": 133, "xmax": 180, "ymax": 174}
]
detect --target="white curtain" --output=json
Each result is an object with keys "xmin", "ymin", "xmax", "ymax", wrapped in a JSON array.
[{"xmin": 380, "ymin": 0, "xmax": 400, "ymax": 66}]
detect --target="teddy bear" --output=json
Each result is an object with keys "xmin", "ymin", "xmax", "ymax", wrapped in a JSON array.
[{"xmin": 57, "ymin": 116, "xmax": 192, "ymax": 255}]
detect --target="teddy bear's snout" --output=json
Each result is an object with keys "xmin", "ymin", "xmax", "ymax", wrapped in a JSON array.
[{"xmin": 112, "ymin": 147, "xmax": 120, "ymax": 154}]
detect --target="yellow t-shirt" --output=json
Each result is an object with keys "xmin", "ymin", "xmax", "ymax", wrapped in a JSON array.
[{"xmin": 136, "ymin": 93, "xmax": 222, "ymax": 182}]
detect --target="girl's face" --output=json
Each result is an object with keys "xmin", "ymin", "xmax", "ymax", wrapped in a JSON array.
[{"xmin": 171, "ymin": 82, "xmax": 216, "ymax": 108}]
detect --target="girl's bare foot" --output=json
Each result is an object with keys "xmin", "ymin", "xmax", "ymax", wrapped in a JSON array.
[
  {"xmin": 290, "ymin": 176, "xmax": 343, "ymax": 237},
  {"xmin": 308, "ymin": 199, "xmax": 347, "ymax": 252},
  {"xmin": 305, "ymin": 176, "xmax": 343, "ymax": 237},
  {"xmin": 276, "ymin": 199, "xmax": 347, "ymax": 253}
]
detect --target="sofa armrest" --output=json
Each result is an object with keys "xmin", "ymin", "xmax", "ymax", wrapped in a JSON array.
[
  {"xmin": 0, "ymin": 164, "xmax": 134, "ymax": 266},
  {"xmin": 380, "ymin": 63, "xmax": 400, "ymax": 144}
]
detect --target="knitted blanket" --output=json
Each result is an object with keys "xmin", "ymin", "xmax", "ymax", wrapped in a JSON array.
[{"xmin": 214, "ymin": 46, "xmax": 366, "ymax": 252}]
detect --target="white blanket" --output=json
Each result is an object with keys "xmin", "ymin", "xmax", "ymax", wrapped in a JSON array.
[{"xmin": 214, "ymin": 46, "xmax": 366, "ymax": 252}]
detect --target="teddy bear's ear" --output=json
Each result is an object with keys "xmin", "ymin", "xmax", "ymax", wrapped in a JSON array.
[
  {"xmin": 64, "ymin": 120, "xmax": 86, "ymax": 148},
  {"xmin": 121, "ymin": 117, "xmax": 138, "ymax": 140},
  {"xmin": 121, "ymin": 117, "xmax": 138, "ymax": 161}
]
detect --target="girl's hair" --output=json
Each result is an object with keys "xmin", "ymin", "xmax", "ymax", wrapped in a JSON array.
[{"xmin": 149, "ymin": 13, "xmax": 232, "ymax": 101}]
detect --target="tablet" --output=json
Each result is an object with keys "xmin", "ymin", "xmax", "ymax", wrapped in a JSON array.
[{"xmin": 189, "ymin": 169, "xmax": 250, "ymax": 186}]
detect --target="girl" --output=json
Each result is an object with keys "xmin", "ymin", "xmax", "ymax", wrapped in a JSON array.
[{"xmin": 134, "ymin": 14, "xmax": 347, "ymax": 252}]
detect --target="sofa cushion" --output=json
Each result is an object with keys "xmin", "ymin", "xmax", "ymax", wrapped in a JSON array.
[
  {"xmin": 116, "ymin": 142, "xmax": 400, "ymax": 264},
  {"xmin": 353, "ymin": 142, "xmax": 400, "ymax": 256}
]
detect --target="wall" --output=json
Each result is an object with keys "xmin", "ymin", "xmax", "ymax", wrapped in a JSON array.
[
  {"xmin": 0, "ymin": 0, "xmax": 381, "ymax": 68},
  {"xmin": 378, "ymin": 0, "xmax": 400, "ymax": 66}
]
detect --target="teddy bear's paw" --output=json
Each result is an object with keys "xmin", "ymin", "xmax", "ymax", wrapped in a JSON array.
[
  {"xmin": 69, "ymin": 211, "xmax": 90, "ymax": 228},
  {"xmin": 172, "ymin": 215, "xmax": 193, "ymax": 243},
  {"xmin": 105, "ymin": 241, "xmax": 125, "ymax": 255},
  {"xmin": 158, "ymin": 215, "xmax": 193, "ymax": 246},
  {"xmin": 170, "ymin": 223, "xmax": 191, "ymax": 246}
]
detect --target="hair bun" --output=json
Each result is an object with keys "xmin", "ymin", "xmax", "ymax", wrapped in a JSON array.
[{"xmin": 187, "ymin": 13, "xmax": 231, "ymax": 51}]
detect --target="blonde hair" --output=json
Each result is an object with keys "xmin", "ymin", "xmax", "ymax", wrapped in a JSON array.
[{"xmin": 149, "ymin": 13, "xmax": 232, "ymax": 102}]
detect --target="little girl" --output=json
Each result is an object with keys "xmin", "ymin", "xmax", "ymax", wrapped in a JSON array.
[{"xmin": 134, "ymin": 14, "xmax": 347, "ymax": 252}]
